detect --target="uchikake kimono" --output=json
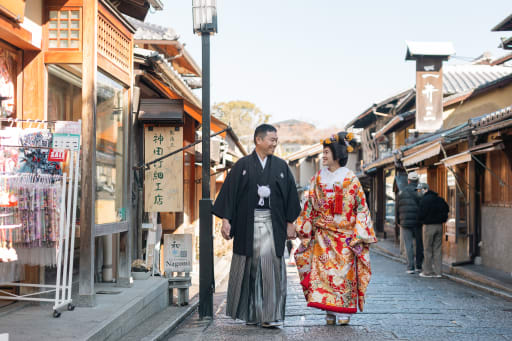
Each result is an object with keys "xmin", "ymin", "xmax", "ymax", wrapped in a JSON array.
[{"xmin": 294, "ymin": 167, "xmax": 377, "ymax": 313}]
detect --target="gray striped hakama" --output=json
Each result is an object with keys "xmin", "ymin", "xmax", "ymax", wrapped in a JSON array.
[{"xmin": 226, "ymin": 209, "xmax": 287, "ymax": 323}]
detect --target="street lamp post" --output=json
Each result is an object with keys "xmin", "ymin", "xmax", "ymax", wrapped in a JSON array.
[{"xmin": 192, "ymin": 0, "xmax": 217, "ymax": 319}]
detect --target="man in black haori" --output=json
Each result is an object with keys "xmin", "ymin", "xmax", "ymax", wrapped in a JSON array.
[{"xmin": 213, "ymin": 124, "xmax": 301, "ymax": 328}]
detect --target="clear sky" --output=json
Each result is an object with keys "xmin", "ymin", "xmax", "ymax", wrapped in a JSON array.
[{"xmin": 146, "ymin": 1, "xmax": 511, "ymax": 128}]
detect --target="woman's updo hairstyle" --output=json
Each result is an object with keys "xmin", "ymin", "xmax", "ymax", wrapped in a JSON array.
[{"xmin": 321, "ymin": 132, "xmax": 354, "ymax": 167}]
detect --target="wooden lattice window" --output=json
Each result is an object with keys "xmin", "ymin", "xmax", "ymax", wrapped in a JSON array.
[
  {"xmin": 98, "ymin": 13, "xmax": 131, "ymax": 71},
  {"xmin": 48, "ymin": 8, "xmax": 81, "ymax": 49}
]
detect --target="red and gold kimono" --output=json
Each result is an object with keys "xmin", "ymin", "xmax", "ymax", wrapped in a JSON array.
[{"xmin": 295, "ymin": 167, "xmax": 377, "ymax": 313}]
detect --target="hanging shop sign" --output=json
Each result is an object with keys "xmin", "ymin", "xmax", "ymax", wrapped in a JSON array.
[
  {"xmin": 405, "ymin": 42, "xmax": 454, "ymax": 133},
  {"xmin": 163, "ymin": 233, "xmax": 192, "ymax": 273},
  {"xmin": 415, "ymin": 58, "xmax": 444, "ymax": 133},
  {"xmin": 144, "ymin": 125, "xmax": 183, "ymax": 212}
]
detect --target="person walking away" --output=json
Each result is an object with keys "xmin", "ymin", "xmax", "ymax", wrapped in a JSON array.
[
  {"xmin": 397, "ymin": 171, "xmax": 423, "ymax": 274},
  {"xmin": 417, "ymin": 183, "xmax": 449, "ymax": 278},
  {"xmin": 294, "ymin": 133, "xmax": 377, "ymax": 326},
  {"xmin": 212, "ymin": 124, "xmax": 301, "ymax": 328}
]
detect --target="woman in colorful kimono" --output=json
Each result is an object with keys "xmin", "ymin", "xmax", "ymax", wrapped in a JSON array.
[{"xmin": 294, "ymin": 132, "xmax": 377, "ymax": 325}]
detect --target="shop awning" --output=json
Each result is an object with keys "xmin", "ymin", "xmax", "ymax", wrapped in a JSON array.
[
  {"xmin": 402, "ymin": 141, "xmax": 442, "ymax": 167},
  {"xmin": 286, "ymin": 143, "xmax": 323, "ymax": 162},
  {"xmin": 441, "ymin": 151, "xmax": 471, "ymax": 167},
  {"xmin": 363, "ymin": 155, "xmax": 395, "ymax": 170},
  {"xmin": 470, "ymin": 141, "xmax": 505, "ymax": 155},
  {"xmin": 138, "ymin": 98, "xmax": 184, "ymax": 123}
]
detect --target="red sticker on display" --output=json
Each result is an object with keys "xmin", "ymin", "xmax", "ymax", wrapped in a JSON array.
[{"xmin": 48, "ymin": 149, "xmax": 67, "ymax": 162}]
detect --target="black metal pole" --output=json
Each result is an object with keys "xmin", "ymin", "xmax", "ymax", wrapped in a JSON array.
[{"xmin": 199, "ymin": 32, "xmax": 214, "ymax": 318}]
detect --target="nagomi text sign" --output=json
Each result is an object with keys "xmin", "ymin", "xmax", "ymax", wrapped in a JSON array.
[
  {"xmin": 163, "ymin": 234, "xmax": 192, "ymax": 273},
  {"xmin": 144, "ymin": 126, "xmax": 183, "ymax": 212}
]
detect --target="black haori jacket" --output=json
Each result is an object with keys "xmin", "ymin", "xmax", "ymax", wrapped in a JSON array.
[{"xmin": 212, "ymin": 151, "xmax": 301, "ymax": 257}]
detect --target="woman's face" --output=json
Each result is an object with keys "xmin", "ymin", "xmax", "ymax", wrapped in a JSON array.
[{"xmin": 322, "ymin": 147, "xmax": 336, "ymax": 167}]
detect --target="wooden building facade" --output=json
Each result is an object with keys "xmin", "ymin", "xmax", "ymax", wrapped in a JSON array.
[
  {"xmin": 347, "ymin": 60, "xmax": 512, "ymax": 274},
  {"xmin": 0, "ymin": 0, "xmax": 165, "ymax": 306}
]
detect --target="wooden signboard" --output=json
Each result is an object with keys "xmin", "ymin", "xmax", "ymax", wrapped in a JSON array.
[
  {"xmin": 416, "ymin": 58, "xmax": 443, "ymax": 133},
  {"xmin": 144, "ymin": 125, "xmax": 183, "ymax": 212}
]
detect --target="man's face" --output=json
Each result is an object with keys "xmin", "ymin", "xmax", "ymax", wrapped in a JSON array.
[{"xmin": 255, "ymin": 131, "xmax": 278, "ymax": 156}]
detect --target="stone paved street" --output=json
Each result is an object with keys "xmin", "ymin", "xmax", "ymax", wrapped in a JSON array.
[{"xmin": 166, "ymin": 252, "xmax": 512, "ymax": 341}]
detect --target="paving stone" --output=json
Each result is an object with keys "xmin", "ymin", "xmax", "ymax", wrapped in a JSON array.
[{"xmin": 164, "ymin": 252, "xmax": 512, "ymax": 340}]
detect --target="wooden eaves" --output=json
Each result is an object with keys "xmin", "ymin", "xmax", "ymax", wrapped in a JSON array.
[{"xmin": 138, "ymin": 40, "xmax": 201, "ymax": 77}]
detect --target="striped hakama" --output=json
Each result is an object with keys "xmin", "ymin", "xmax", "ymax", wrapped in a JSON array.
[{"xmin": 225, "ymin": 209, "xmax": 287, "ymax": 323}]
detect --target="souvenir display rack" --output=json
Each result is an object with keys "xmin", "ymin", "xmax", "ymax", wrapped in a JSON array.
[{"xmin": 0, "ymin": 118, "xmax": 81, "ymax": 318}]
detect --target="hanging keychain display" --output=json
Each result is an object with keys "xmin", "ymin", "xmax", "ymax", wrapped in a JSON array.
[{"xmin": 0, "ymin": 118, "xmax": 81, "ymax": 318}]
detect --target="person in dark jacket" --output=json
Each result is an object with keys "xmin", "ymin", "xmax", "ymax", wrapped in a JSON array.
[
  {"xmin": 397, "ymin": 171, "xmax": 423, "ymax": 274},
  {"xmin": 213, "ymin": 124, "xmax": 301, "ymax": 327},
  {"xmin": 417, "ymin": 183, "xmax": 449, "ymax": 278}
]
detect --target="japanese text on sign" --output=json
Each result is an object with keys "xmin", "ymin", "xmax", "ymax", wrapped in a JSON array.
[
  {"xmin": 415, "ymin": 59, "xmax": 444, "ymax": 133},
  {"xmin": 163, "ymin": 234, "xmax": 192, "ymax": 273},
  {"xmin": 144, "ymin": 126, "xmax": 183, "ymax": 212},
  {"xmin": 52, "ymin": 133, "xmax": 81, "ymax": 151}
]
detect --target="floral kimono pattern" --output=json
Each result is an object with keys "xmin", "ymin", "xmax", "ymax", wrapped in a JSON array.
[{"xmin": 295, "ymin": 167, "xmax": 377, "ymax": 313}]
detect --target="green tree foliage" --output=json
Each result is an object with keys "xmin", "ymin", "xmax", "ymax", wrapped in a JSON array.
[{"xmin": 213, "ymin": 101, "xmax": 271, "ymax": 144}]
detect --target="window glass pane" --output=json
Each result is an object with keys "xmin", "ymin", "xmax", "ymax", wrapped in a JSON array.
[
  {"xmin": 70, "ymin": 40, "xmax": 79, "ymax": 48},
  {"xmin": 60, "ymin": 11, "xmax": 68, "ymax": 19},
  {"xmin": 95, "ymin": 71, "xmax": 126, "ymax": 224},
  {"xmin": 49, "ymin": 11, "xmax": 58, "ymax": 19},
  {"xmin": 47, "ymin": 64, "xmax": 83, "ymax": 221},
  {"xmin": 59, "ymin": 30, "xmax": 68, "ymax": 38},
  {"xmin": 70, "ymin": 20, "xmax": 79, "ymax": 29},
  {"xmin": 49, "ymin": 21, "xmax": 58, "ymax": 29},
  {"xmin": 60, "ymin": 40, "xmax": 68, "ymax": 48},
  {"xmin": 385, "ymin": 168, "xmax": 395, "ymax": 227},
  {"xmin": 71, "ymin": 11, "xmax": 79, "ymax": 19},
  {"xmin": 70, "ymin": 30, "xmax": 79, "ymax": 39},
  {"xmin": 49, "ymin": 30, "xmax": 57, "ymax": 39},
  {"xmin": 60, "ymin": 21, "xmax": 68, "ymax": 29},
  {"xmin": 49, "ymin": 40, "xmax": 58, "ymax": 48}
]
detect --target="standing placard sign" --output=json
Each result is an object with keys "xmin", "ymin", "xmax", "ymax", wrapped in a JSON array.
[
  {"xmin": 144, "ymin": 126, "xmax": 183, "ymax": 212},
  {"xmin": 163, "ymin": 234, "xmax": 192, "ymax": 273}
]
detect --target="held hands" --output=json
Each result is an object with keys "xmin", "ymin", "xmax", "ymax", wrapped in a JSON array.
[
  {"xmin": 221, "ymin": 219, "xmax": 232, "ymax": 240},
  {"xmin": 287, "ymin": 222, "xmax": 297, "ymax": 240}
]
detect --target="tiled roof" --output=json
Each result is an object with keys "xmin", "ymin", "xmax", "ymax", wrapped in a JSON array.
[
  {"xmin": 469, "ymin": 105, "xmax": 512, "ymax": 128},
  {"xmin": 443, "ymin": 64, "xmax": 512, "ymax": 95},
  {"xmin": 125, "ymin": 16, "xmax": 179, "ymax": 41},
  {"xmin": 134, "ymin": 47, "xmax": 200, "ymax": 106}
]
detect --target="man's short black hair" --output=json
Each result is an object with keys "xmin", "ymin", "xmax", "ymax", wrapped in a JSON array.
[{"xmin": 254, "ymin": 124, "xmax": 277, "ymax": 144}]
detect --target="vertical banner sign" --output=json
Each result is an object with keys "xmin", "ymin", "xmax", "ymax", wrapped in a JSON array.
[
  {"xmin": 144, "ymin": 126, "xmax": 183, "ymax": 212},
  {"xmin": 416, "ymin": 59, "xmax": 443, "ymax": 132},
  {"xmin": 163, "ymin": 234, "xmax": 193, "ymax": 273}
]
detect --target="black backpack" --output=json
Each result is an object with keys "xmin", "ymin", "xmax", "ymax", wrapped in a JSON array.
[{"xmin": 438, "ymin": 197, "xmax": 449, "ymax": 223}]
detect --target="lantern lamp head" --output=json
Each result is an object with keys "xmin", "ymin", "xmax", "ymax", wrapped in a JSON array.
[{"xmin": 192, "ymin": 0, "xmax": 218, "ymax": 34}]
